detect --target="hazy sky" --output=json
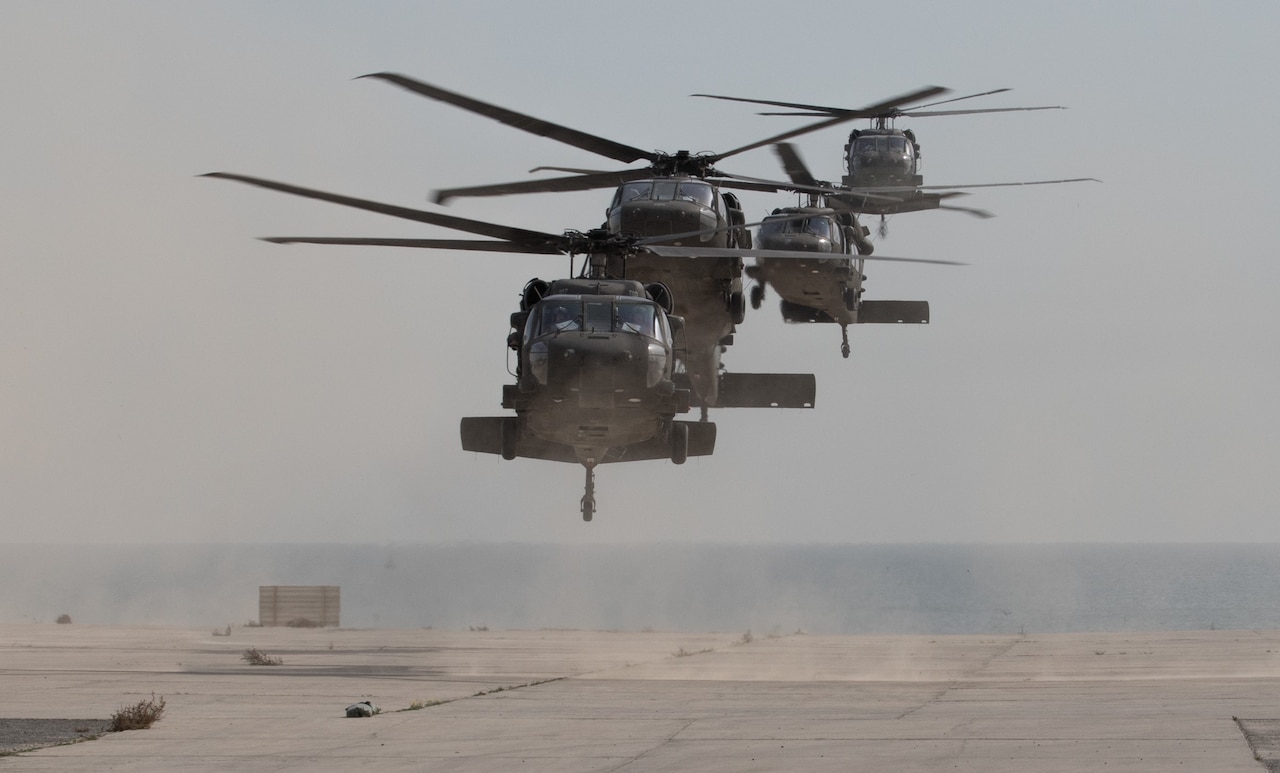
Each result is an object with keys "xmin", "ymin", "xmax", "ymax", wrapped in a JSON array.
[{"xmin": 3, "ymin": 1, "xmax": 1278, "ymax": 544}]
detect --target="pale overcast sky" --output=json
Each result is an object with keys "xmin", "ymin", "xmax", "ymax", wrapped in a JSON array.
[{"xmin": 3, "ymin": 1, "xmax": 1278, "ymax": 543}]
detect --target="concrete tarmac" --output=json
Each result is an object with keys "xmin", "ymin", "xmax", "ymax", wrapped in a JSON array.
[{"xmin": 3, "ymin": 624, "xmax": 1280, "ymax": 771}]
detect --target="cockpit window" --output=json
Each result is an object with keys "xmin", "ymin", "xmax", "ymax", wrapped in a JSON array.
[
  {"xmin": 615, "ymin": 301, "xmax": 658, "ymax": 338},
  {"xmin": 676, "ymin": 182, "xmax": 715, "ymax": 208},
  {"xmin": 540, "ymin": 301, "xmax": 582, "ymax": 333},
  {"xmin": 620, "ymin": 181, "xmax": 651, "ymax": 202},
  {"xmin": 583, "ymin": 301, "xmax": 612, "ymax": 332},
  {"xmin": 651, "ymin": 180, "xmax": 678, "ymax": 201}
]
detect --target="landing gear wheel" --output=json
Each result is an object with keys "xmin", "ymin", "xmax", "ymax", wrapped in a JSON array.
[
  {"xmin": 729, "ymin": 291, "xmax": 746, "ymax": 325},
  {"xmin": 750, "ymin": 284, "xmax": 764, "ymax": 310},
  {"xmin": 670, "ymin": 422, "xmax": 689, "ymax": 465},
  {"xmin": 842, "ymin": 285, "xmax": 856, "ymax": 312},
  {"xmin": 580, "ymin": 496, "xmax": 595, "ymax": 522}
]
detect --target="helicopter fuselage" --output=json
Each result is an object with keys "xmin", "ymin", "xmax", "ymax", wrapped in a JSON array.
[
  {"xmin": 501, "ymin": 286, "xmax": 692, "ymax": 466},
  {"xmin": 603, "ymin": 176, "xmax": 749, "ymax": 408},
  {"xmin": 843, "ymin": 128, "xmax": 922, "ymax": 188},
  {"xmin": 750, "ymin": 207, "xmax": 862, "ymax": 327}
]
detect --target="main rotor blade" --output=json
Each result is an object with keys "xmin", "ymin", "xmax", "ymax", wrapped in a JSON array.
[
  {"xmin": 906, "ymin": 88, "xmax": 1011, "ymax": 111},
  {"xmin": 713, "ymin": 86, "xmax": 948, "ymax": 162},
  {"xmin": 203, "ymin": 172, "xmax": 569, "ymax": 250},
  {"xmin": 841, "ymin": 177, "xmax": 1101, "ymax": 193},
  {"xmin": 897, "ymin": 105, "xmax": 1065, "ymax": 118},
  {"xmin": 434, "ymin": 168, "xmax": 653, "ymax": 204},
  {"xmin": 362, "ymin": 72, "xmax": 656, "ymax": 165},
  {"xmin": 937, "ymin": 205, "xmax": 995, "ymax": 219},
  {"xmin": 642, "ymin": 244, "xmax": 965, "ymax": 266},
  {"xmin": 260, "ymin": 237, "xmax": 560, "ymax": 253},
  {"xmin": 692, "ymin": 93, "xmax": 850, "ymax": 115},
  {"xmin": 773, "ymin": 143, "xmax": 821, "ymax": 188}
]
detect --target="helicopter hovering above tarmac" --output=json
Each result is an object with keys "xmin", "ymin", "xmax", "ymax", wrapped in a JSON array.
[
  {"xmin": 202, "ymin": 172, "xmax": 838, "ymax": 519},
  {"xmin": 359, "ymin": 73, "xmax": 948, "ymax": 412},
  {"xmin": 693, "ymin": 87, "xmax": 1064, "ymax": 189},
  {"xmin": 750, "ymin": 201, "xmax": 929, "ymax": 359},
  {"xmin": 695, "ymin": 88, "xmax": 1094, "ymax": 236}
]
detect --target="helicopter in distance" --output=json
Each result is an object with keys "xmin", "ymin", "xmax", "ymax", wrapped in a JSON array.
[
  {"xmin": 693, "ymin": 88, "xmax": 1092, "ymax": 235},
  {"xmin": 203, "ymin": 172, "xmax": 841, "ymax": 520},
  {"xmin": 359, "ymin": 73, "xmax": 947, "ymax": 413},
  {"xmin": 749, "ymin": 192, "xmax": 930, "ymax": 358}
]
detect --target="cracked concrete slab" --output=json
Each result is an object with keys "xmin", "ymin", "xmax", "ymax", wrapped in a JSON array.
[{"xmin": 1, "ymin": 625, "xmax": 1277, "ymax": 771}]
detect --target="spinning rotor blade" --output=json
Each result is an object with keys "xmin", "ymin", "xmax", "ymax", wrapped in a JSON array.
[
  {"xmin": 691, "ymin": 93, "xmax": 851, "ymax": 115},
  {"xmin": 203, "ymin": 172, "xmax": 570, "ymax": 251},
  {"xmin": 642, "ymin": 244, "xmax": 965, "ymax": 266},
  {"xmin": 937, "ymin": 204, "xmax": 995, "ymax": 219},
  {"xmin": 434, "ymin": 168, "xmax": 653, "ymax": 204},
  {"xmin": 773, "ymin": 143, "xmax": 822, "ymax": 188},
  {"xmin": 362, "ymin": 72, "xmax": 656, "ymax": 165},
  {"xmin": 842, "ymin": 177, "xmax": 1101, "ymax": 193},
  {"xmin": 260, "ymin": 237, "xmax": 557, "ymax": 253},
  {"xmin": 713, "ymin": 86, "xmax": 948, "ymax": 162},
  {"xmin": 696, "ymin": 87, "xmax": 1060, "ymax": 120}
]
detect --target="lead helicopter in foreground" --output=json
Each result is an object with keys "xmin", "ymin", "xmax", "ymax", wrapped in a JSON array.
[
  {"xmin": 360, "ymin": 73, "xmax": 947, "ymax": 412},
  {"xmin": 204, "ymin": 172, "xmax": 862, "ymax": 520}
]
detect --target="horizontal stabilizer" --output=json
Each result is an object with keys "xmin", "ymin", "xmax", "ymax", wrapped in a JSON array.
[
  {"xmin": 614, "ymin": 420, "xmax": 716, "ymax": 462},
  {"xmin": 858, "ymin": 300, "xmax": 930, "ymax": 324},
  {"xmin": 677, "ymin": 373, "xmax": 816, "ymax": 409},
  {"xmin": 460, "ymin": 417, "xmax": 715, "ymax": 464},
  {"xmin": 460, "ymin": 417, "xmax": 576, "ymax": 463}
]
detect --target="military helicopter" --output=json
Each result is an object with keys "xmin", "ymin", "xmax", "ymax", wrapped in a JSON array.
[
  {"xmin": 692, "ymin": 87, "xmax": 1063, "ymax": 188},
  {"xmin": 203, "ymin": 172, "xmax": 843, "ymax": 520},
  {"xmin": 694, "ymin": 88, "xmax": 1094, "ymax": 234},
  {"xmin": 750, "ymin": 202, "xmax": 930, "ymax": 359},
  {"xmin": 359, "ymin": 73, "xmax": 947, "ymax": 412}
]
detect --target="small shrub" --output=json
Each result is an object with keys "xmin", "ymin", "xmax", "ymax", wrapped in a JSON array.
[
  {"xmin": 739, "ymin": 630, "xmax": 753, "ymax": 644},
  {"xmin": 286, "ymin": 617, "xmax": 320, "ymax": 628},
  {"xmin": 469, "ymin": 625, "xmax": 489, "ymax": 632},
  {"xmin": 110, "ymin": 694, "xmax": 166, "ymax": 731},
  {"xmin": 56, "ymin": 614, "xmax": 72, "ymax": 624},
  {"xmin": 673, "ymin": 647, "xmax": 712, "ymax": 657},
  {"xmin": 242, "ymin": 647, "xmax": 283, "ymax": 666}
]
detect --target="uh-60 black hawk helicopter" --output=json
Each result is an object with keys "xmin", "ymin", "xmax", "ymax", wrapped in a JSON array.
[
  {"xmin": 204, "ymin": 172, "xmax": 864, "ymax": 520},
  {"xmin": 694, "ymin": 87, "xmax": 1094, "ymax": 236},
  {"xmin": 359, "ymin": 73, "xmax": 950, "ymax": 415}
]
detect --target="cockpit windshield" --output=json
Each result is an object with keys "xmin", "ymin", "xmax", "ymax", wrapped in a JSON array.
[
  {"xmin": 758, "ymin": 216, "xmax": 835, "ymax": 240},
  {"xmin": 614, "ymin": 180, "xmax": 715, "ymax": 208},
  {"xmin": 535, "ymin": 299, "xmax": 662, "ymax": 338},
  {"xmin": 855, "ymin": 135, "xmax": 911, "ymax": 155}
]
